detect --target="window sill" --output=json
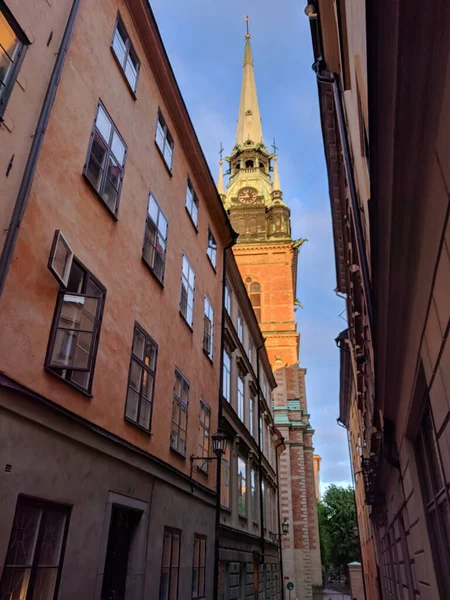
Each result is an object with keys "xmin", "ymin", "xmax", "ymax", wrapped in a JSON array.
[
  {"xmin": 83, "ymin": 173, "xmax": 119, "ymax": 222},
  {"xmin": 110, "ymin": 47, "xmax": 138, "ymax": 101},
  {"xmin": 44, "ymin": 366, "xmax": 93, "ymax": 399},
  {"xmin": 142, "ymin": 257, "xmax": 165, "ymax": 288},
  {"xmin": 179, "ymin": 310, "xmax": 194, "ymax": 332},
  {"xmin": 170, "ymin": 445, "xmax": 187, "ymax": 459},
  {"xmin": 185, "ymin": 206, "xmax": 199, "ymax": 232},
  {"xmin": 154, "ymin": 140, "xmax": 173, "ymax": 177},
  {"xmin": 238, "ymin": 514, "xmax": 248, "ymax": 521},
  {"xmin": 220, "ymin": 505, "xmax": 232, "ymax": 513},
  {"xmin": 124, "ymin": 416, "xmax": 152, "ymax": 435},
  {"xmin": 203, "ymin": 348, "xmax": 214, "ymax": 364}
]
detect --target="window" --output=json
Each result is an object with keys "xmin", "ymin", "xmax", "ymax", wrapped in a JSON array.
[
  {"xmin": 221, "ymin": 444, "xmax": 231, "ymax": 508},
  {"xmin": 251, "ymin": 469, "xmax": 257, "ymax": 521},
  {"xmin": 223, "ymin": 349, "xmax": 231, "ymax": 402},
  {"xmin": 416, "ymin": 403, "xmax": 450, "ymax": 597},
  {"xmin": 125, "ymin": 323, "xmax": 157, "ymax": 432},
  {"xmin": 0, "ymin": 4, "xmax": 27, "ymax": 118},
  {"xmin": 248, "ymin": 339, "xmax": 253, "ymax": 365},
  {"xmin": 237, "ymin": 456, "xmax": 247, "ymax": 517},
  {"xmin": 224, "ymin": 282, "xmax": 231, "ymax": 314},
  {"xmin": 192, "ymin": 535, "xmax": 206, "ymax": 599},
  {"xmin": 237, "ymin": 314, "xmax": 243, "ymax": 343},
  {"xmin": 198, "ymin": 400, "xmax": 210, "ymax": 473},
  {"xmin": 102, "ymin": 503, "xmax": 143, "ymax": 600},
  {"xmin": 237, "ymin": 375, "xmax": 245, "ymax": 422},
  {"xmin": 249, "ymin": 218, "xmax": 257, "ymax": 234},
  {"xmin": 171, "ymin": 370, "xmax": 189, "ymax": 455},
  {"xmin": 245, "ymin": 279, "xmax": 261, "ymax": 323},
  {"xmin": 203, "ymin": 297, "xmax": 214, "ymax": 359},
  {"xmin": 155, "ymin": 110, "xmax": 174, "ymax": 170},
  {"xmin": 259, "ymin": 416, "xmax": 263, "ymax": 448},
  {"xmin": 263, "ymin": 422, "xmax": 269, "ymax": 457},
  {"xmin": 263, "ymin": 379, "xmax": 267, "ymax": 400},
  {"xmin": 237, "ymin": 218, "xmax": 246, "ymax": 235},
  {"xmin": 84, "ymin": 102, "xmax": 126, "ymax": 217},
  {"xmin": 185, "ymin": 179, "xmax": 199, "ymax": 227},
  {"xmin": 207, "ymin": 228, "xmax": 217, "ymax": 269},
  {"xmin": 249, "ymin": 397, "xmax": 254, "ymax": 437},
  {"xmin": 48, "ymin": 230, "xmax": 74, "ymax": 288},
  {"xmin": 111, "ymin": 13, "xmax": 140, "ymax": 92},
  {"xmin": 45, "ymin": 258, "xmax": 105, "ymax": 394},
  {"xmin": 180, "ymin": 255, "xmax": 195, "ymax": 327},
  {"xmin": 262, "ymin": 480, "xmax": 266, "ymax": 526},
  {"xmin": 160, "ymin": 528, "xmax": 181, "ymax": 600},
  {"xmin": 0, "ymin": 496, "xmax": 70, "ymax": 600},
  {"xmin": 143, "ymin": 193, "xmax": 168, "ymax": 283}
]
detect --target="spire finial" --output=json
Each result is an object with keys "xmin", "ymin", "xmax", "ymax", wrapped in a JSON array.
[
  {"xmin": 272, "ymin": 138, "xmax": 279, "ymax": 155},
  {"xmin": 245, "ymin": 15, "xmax": 250, "ymax": 38},
  {"xmin": 217, "ymin": 143, "xmax": 225, "ymax": 196}
]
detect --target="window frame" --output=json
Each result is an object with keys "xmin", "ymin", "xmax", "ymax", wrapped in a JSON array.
[
  {"xmin": 0, "ymin": 3, "xmax": 29, "ymax": 120},
  {"xmin": 249, "ymin": 396, "xmax": 254, "ymax": 437},
  {"xmin": 180, "ymin": 254, "xmax": 196, "ymax": 328},
  {"xmin": 0, "ymin": 495, "xmax": 71, "ymax": 600},
  {"xmin": 124, "ymin": 322, "xmax": 158, "ymax": 433},
  {"xmin": 155, "ymin": 109, "xmax": 174, "ymax": 172},
  {"xmin": 191, "ymin": 534, "xmax": 207, "ymax": 600},
  {"xmin": 110, "ymin": 12, "xmax": 141, "ymax": 94},
  {"xmin": 221, "ymin": 443, "xmax": 231, "ymax": 509},
  {"xmin": 224, "ymin": 282, "xmax": 231, "ymax": 314},
  {"xmin": 83, "ymin": 101, "xmax": 127, "ymax": 219},
  {"xmin": 206, "ymin": 227, "xmax": 217, "ymax": 270},
  {"xmin": 170, "ymin": 369, "xmax": 190, "ymax": 457},
  {"xmin": 142, "ymin": 192, "xmax": 168, "ymax": 284},
  {"xmin": 197, "ymin": 399, "xmax": 210, "ymax": 473},
  {"xmin": 185, "ymin": 178, "xmax": 199, "ymax": 229},
  {"xmin": 222, "ymin": 349, "xmax": 231, "ymax": 402},
  {"xmin": 203, "ymin": 296, "xmax": 214, "ymax": 359},
  {"xmin": 159, "ymin": 527, "xmax": 181, "ymax": 600},
  {"xmin": 237, "ymin": 375, "xmax": 245, "ymax": 422},
  {"xmin": 251, "ymin": 468, "xmax": 258, "ymax": 522},
  {"xmin": 237, "ymin": 314, "xmax": 243, "ymax": 343},
  {"xmin": 237, "ymin": 455, "xmax": 247, "ymax": 518},
  {"xmin": 44, "ymin": 257, "xmax": 106, "ymax": 396}
]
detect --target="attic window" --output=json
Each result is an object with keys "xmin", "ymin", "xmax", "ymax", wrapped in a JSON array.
[{"xmin": 245, "ymin": 160, "xmax": 254, "ymax": 168}]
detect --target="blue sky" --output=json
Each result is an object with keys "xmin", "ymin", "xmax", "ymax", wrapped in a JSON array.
[{"xmin": 150, "ymin": 0, "xmax": 352, "ymax": 493}]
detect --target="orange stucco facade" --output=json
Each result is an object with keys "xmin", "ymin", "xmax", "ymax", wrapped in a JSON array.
[{"xmin": 0, "ymin": 0, "xmax": 233, "ymax": 597}]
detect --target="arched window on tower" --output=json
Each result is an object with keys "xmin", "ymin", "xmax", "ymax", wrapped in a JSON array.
[
  {"xmin": 249, "ymin": 218, "xmax": 257, "ymax": 234},
  {"xmin": 238, "ymin": 218, "xmax": 246, "ymax": 235},
  {"xmin": 245, "ymin": 278, "xmax": 261, "ymax": 323},
  {"xmin": 245, "ymin": 160, "xmax": 254, "ymax": 168}
]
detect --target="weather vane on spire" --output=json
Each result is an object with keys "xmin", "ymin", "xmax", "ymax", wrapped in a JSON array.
[
  {"xmin": 245, "ymin": 15, "xmax": 250, "ymax": 38},
  {"xmin": 218, "ymin": 141, "xmax": 224, "ymax": 163}
]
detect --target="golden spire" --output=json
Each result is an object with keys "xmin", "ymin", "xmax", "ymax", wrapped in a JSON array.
[
  {"xmin": 217, "ymin": 142, "xmax": 225, "ymax": 195},
  {"xmin": 236, "ymin": 16, "xmax": 264, "ymax": 147}
]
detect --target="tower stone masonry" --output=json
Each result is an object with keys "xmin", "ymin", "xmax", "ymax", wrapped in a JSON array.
[{"xmin": 219, "ymin": 30, "xmax": 322, "ymax": 599}]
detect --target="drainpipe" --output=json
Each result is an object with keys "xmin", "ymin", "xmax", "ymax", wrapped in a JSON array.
[
  {"xmin": 0, "ymin": 0, "xmax": 82, "ymax": 296},
  {"xmin": 275, "ymin": 437, "xmax": 285, "ymax": 600},
  {"xmin": 312, "ymin": 64, "xmax": 373, "ymax": 333},
  {"xmin": 256, "ymin": 345, "xmax": 265, "ymax": 563},
  {"xmin": 213, "ymin": 240, "xmax": 236, "ymax": 600}
]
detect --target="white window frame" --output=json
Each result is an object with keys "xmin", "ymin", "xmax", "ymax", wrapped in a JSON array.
[
  {"xmin": 180, "ymin": 254, "xmax": 195, "ymax": 327},
  {"xmin": 185, "ymin": 179, "xmax": 199, "ymax": 227},
  {"xmin": 203, "ymin": 296, "xmax": 214, "ymax": 359}
]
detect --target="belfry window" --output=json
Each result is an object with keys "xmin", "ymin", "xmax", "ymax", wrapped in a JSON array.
[
  {"xmin": 245, "ymin": 277, "xmax": 261, "ymax": 323},
  {"xmin": 245, "ymin": 160, "xmax": 254, "ymax": 168}
]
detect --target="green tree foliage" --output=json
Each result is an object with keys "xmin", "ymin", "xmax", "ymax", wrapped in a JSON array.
[{"xmin": 318, "ymin": 484, "xmax": 361, "ymax": 583}]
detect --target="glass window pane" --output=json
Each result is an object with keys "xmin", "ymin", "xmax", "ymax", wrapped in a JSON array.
[
  {"xmin": 5, "ymin": 503, "xmax": 42, "ymax": 566},
  {"xmin": 129, "ymin": 359, "xmax": 142, "ymax": 392},
  {"xmin": 155, "ymin": 120, "xmax": 165, "ymax": 151},
  {"xmin": 96, "ymin": 106, "xmax": 112, "ymax": 143},
  {"xmin": 132, "ymin": 329, "xmax": 145, "ymax": 360},
  {"xmin": 125, "ymin": 57, "xmax": 137, "ymax": 90},
  {"xmin": 112, "ymin": 28, "xmax": 126, "ymax": 65},
  {"xmin": 36, "ymin": 510, "xmax": 66, "ymax": 567},
  {"xmin": 138, "ymin": 399, "xmax": 151, "ymax": 430},
  {"xmin": 164, "ymin": 143, "xmax": 173, "ymax": 169},
  {"xmin": 103, "ymin": 178, "xmax": 118, "ymax": 213},
  {"xmin": 0, "ymin": 567, "xmax": 31, "ymax": 600},
  {"xmin": 31, "ymin": 567, "xmax": 58, "ymax": 600},
  {"xmin": 125, "ymin": 388, "xmax": 139, "ymax": 422},
  {"xmin": 111, "ymin": 131, "xmax": 125, "ymax": 165}
]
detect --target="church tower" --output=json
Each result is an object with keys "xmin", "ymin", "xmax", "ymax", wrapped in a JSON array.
[{"xmin": 219, "ymin": 27, "xmax": 322, "ymax": 598}]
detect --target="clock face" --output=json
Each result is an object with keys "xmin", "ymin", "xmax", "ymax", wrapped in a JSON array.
[{"xmin": 238, "ymin": 187, "xmax": 257, "ymax": 204}]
